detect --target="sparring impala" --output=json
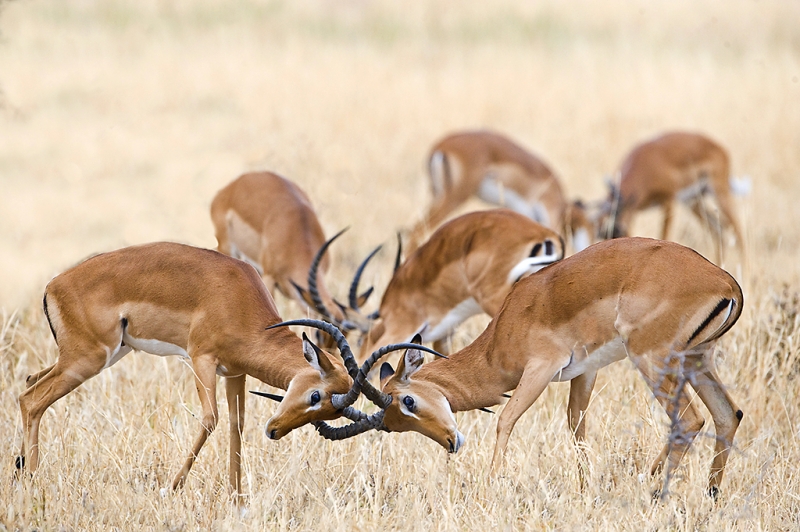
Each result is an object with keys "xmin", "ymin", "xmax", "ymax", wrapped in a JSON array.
[
  {"xmin": 406, "ymin": 130, "xmax": 591, "ymax": 254},
  {"xmin": 600, "ymin": 131, "xmax": 746, "ymax": 262},
  {"xmin": 211, "ymin": 171, "xmax": 372, "ymax": 328},
  {"xmin": 325, "ymin": 238, "xmax": 745, "ymax": 496},
  {"xmin": 352, "ymin": 209, "xmax": 564, "ymax": 360},
  {"xmin": 16, "ymin": 242, "xmax": 428, "ymax": 497}
]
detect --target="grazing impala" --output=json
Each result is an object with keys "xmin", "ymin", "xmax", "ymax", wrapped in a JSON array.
[
  {"xmin": 407, "ymin": 130, "xmax": 589, "ymax": 254},
  {"xmin": 600, "ymin": 132, "xmax": 745, "ymax": 262},
  {"xmin": 352, "ymin": 210, "xmax": 564, "ymax": 360},
  {"xmin": 325, "ymin": 238, "xmax": 744, "ymax": 496},
  {"xmin": 211, "ymin": 171, "xmax": 369, "ymax": 327},
  {"xmin": 16, "ymin": 242, "xmax": 376, "ymax": 496}
]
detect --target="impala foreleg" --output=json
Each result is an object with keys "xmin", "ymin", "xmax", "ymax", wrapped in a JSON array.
[
  {"xmin": 172, "ymin": 357, "xmax": 219, "ymax": 490},
  {"xmin": 225, "ymin": 375, "xmax": 246, "ymax": 498},
  {"xmin": 689, "ymin": 365, "xmax": 741, "ymax": 497},
  {"xmin": 491, "ymin": 358, "xmax": 564, "ymax": 475},
  {"xmin": 567, "ymin": 371, "xmax": 597, "ymax": 489}
]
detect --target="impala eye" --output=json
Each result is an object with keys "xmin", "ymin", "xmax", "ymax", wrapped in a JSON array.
[
  {"xmin": 310, "ymin": 391, "xmax": 321, "ymax": 406},
  {"xmin": 402, "ymin": 395, "xmax": 416, "ymax": 411}
]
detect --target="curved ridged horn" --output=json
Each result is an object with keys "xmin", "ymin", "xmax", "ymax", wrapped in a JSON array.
[
  {"xmin": 348, "ymin": 245, "xmax": 381, "ymax": 312},
  {"xmin": 249, "ymin": 390, "xmax": 284, "ymax": 402},
  {"xmin": 394, "ymin": 232, "xmax": 403, "ymax": 273},
  {"xmin": 312, "ymin": 410, "xmax": 388, "ymax": 441},
  {"xmin": 337, "ymin": 341, "xmax": 447, "ymax": 409},
  {"xmin": 266, "ymin": 319, "xmax": 385, "ymax": 406},
  {"xmin": 307, "ymin": 227, "xmax": 349, "ymax": 325}
]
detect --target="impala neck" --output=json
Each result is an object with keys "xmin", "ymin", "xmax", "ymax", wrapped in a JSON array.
[
  {"xmin": 417, "ymin": 321, "xmax": 514, "ymax": 412},
  {"xmin": 245, "ymin": 327, "xmax": 308, "ymax": 390}
]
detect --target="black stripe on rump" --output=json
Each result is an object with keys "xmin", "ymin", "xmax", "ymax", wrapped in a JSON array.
[
  {"xmin": 43, "ymin": 293, "xmax": 58, "ymax": 345},
  {"xmin": 688, "ymin": 298, "xmax": 730, "ymax": 345}
]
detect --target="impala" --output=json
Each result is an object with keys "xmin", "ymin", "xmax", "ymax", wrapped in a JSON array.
[
  {"xmin": 16, "ymin": 242, "xmax": 397, "ymax": 496},
  {"xmin": 406, "ymin": 130, "xmax": 589, "ymax": 254},
  {"xmin": 600, "ymin": 131, "xmax": 745, "ymax": 262},
  {"xmin": 324, "ymin": 238, "xmax": 744, "ymax": 496},
  {"xmin": 211, "ymin": 171, "xmax": 372, "ymax": 328},
  {"xmin": 351, "ymin": 209, "xmax": 564, "ymax": 360}
]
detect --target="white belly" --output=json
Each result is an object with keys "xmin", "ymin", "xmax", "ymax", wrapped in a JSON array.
[
  {"xmin": 122, "ymin": 332, "xmax": 189, "ymax": 359},
  {"xmin": 552, "ymin": 337, "xmax": 627, "ymax": 382}
]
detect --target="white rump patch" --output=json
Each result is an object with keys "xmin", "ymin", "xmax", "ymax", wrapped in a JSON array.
[
  {"xmin": 423, "ymin": 298, "xmax": 483, "ymax": 342},
  {"xmin": 552, "ymin": 337, "xmax": 627, "ymax": 382},
  {"xmin": 507, "ymin": 251, "xmax": 561, "ymax": 284},
  {"xmin": 572, "ymin": 228, "xmax": 590, "ymax": 253}
]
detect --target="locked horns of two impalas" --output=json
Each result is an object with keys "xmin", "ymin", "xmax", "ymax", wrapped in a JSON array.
[{"xmin": 18, "ymin": 237, "xmax": 743, "ymax": 498}]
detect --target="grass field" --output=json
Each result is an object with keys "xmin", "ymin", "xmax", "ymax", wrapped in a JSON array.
[{"xmin": 1, "ymin": 0, "xmax": 799, "ymax": 529}]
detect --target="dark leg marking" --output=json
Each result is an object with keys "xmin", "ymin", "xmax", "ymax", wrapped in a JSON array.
[{"xmin": 736, "ymin": 409, "xmax": 743, "ymax": 422}]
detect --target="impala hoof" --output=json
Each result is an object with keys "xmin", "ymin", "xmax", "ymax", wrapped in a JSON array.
[
  {"xmin": 708, "ymin": 485, "xmax": 720, "ymax": 501},
  {"xmin": 15, "ymin": 456, "xmax": 24, "ymax": 470}
]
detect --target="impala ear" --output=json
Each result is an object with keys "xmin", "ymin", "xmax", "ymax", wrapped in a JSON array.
[
  {"xmin": 302, "ymin": 332, "xmax": 334, "ymax": 375},
  {"xmin": 397, "ymin": 346, "xmax": 425, "ymax": 382},
  {"xmin": 380, "ymin": 362, "xmax": 395, "ymax": 385},
  {"xmin": 291, "ymin": 279, "xmax": 315, "ymax": 308}
]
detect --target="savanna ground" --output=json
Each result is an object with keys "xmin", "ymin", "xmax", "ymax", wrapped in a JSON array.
[{"xmin": 1, "ymin": 0, "xmax": 799, "ymax": 529}]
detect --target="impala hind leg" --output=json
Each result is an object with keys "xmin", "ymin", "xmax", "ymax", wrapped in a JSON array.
[
  {"xmin": 689, "ymin": 366, "xmax": 741, "ymax": 497},
  {"xmin": 633, "ymin": 353, "xmax": 705, "ymax": 490},
  {"xmin": 567, "ymin": 371, "xmax": 597, "ymax": 489},
  {"xmin": 172, "ymin": 356, "xmax": 219, "ymax": 490},
  {"xmin": 491, "ymin": 358, "xmax": 564, "ymax": 475},
  {"xmin": 18, "ymin": 351, "xmax": 108, "ymax": 473},
  {"xmin": 25, "ymin": 364, "xmax": 55, "ymax": 388},
  {"xmin": 225, "ymin": 375, "xmax": 246, "ymax": 498}
]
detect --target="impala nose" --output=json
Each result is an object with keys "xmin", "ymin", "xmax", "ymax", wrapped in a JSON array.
[
  {"xmin": 448, "ymin": 431, "xmax": 466, "ymax": 453},
  {"xmin": 266, "ymin": 427, "xmax": 278, "ymax": 440}
]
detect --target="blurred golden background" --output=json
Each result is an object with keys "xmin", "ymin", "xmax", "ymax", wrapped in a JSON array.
[{"xmin": 1, "ymin": 1, "xmax": 799, "ymax": 529}]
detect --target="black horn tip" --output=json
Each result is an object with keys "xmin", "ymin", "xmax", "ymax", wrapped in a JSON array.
[{"xmin": 249, "ymin": 390, "xmax": 284, "ymax": 402}]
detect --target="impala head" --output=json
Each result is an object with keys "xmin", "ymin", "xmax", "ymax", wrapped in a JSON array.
[
  {"xmin": 263, "ymin": 333, "xmax": 353, "ymax": 440},
  {"xmin": 378, "ymin": 347, "xmax": 465, "ymax": 453}
]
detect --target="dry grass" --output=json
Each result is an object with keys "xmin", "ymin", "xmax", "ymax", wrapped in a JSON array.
[{"xmin": 1, "ymin": 0, "xmax": 799, "ymax": 529}]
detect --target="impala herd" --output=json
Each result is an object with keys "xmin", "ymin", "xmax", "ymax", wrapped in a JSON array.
[{"xmin": 16, "ymin": 129, "xmax": 747, "ymax": 502}]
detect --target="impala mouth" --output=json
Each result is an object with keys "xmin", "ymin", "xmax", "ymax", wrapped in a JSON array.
[{"xmin": 447, "ymin": 431, "xmax": 466, "ymax": 453}]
